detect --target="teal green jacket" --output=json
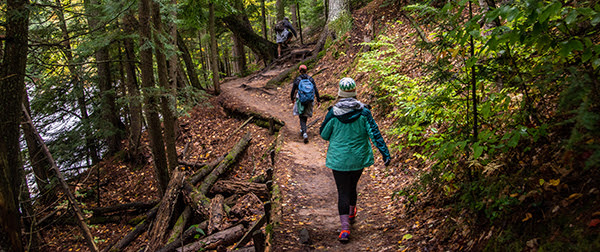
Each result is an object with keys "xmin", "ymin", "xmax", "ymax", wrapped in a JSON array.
[{"xmin": 319, "ymin": 98, "xmax": 391, "ymax": 171}]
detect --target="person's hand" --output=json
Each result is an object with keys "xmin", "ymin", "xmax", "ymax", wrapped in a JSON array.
[{"xmin": 384, "ymin": 156, "xmax": 391, "ymax": 167}]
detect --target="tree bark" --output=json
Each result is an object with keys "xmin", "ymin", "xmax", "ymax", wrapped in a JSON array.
[
  {"xmin": 209, "ymin": 2, "xmax": 221, "ymax": 94},
  {"xmin": 158, "ymin": 220, "xmax": 208, "ymax": 252},
  {"xmin": 210, "ymin": 180, "xmax": 269, "ymax": 200},
  {"xmin": 22, "ymin": 95, "xmax": 56, "ymax": 204},
  {"xmin": 175, "ymin": 224, "xmax": 245, "ymax": 251},
  {"xmin": 177, "ymin": 32, "xmax": 203, "ymax": 90},
  {"xmin": 139, "ymin": 0, "xmax": 169, "ymax": 195},
  {"xmin": 208, "ymin": 194, "xmax": 228, "ymax": 234},
  {"xmin": 0, "ymin": 0, "xmax": 28, "ymax": 249},
  {"xmin": 276, "ymin": 0, "xmax": 284, "ymax": 21},
  {"xmin": 21, "ymin": 105, "xmax": 99, "ymax": 252},
  {"xmin": 152, "ymin": 0, "xmax": 179, "ymax": 175},
  {"xmin": 89, "ymin": 201, "xmax": 157, "ymax": 216},
  {"xmin": 261, "ymin": 0, "xmax": 268, "ymax": 40},
  {"xmin": 85, "ymin": 0, "xmax": 125, "ymax": 156},
  {"xmin": 221, "ymin": 14, "xmax": 278, "ymax": 65},
  {"xmin": 121, "ymin": 13, "xmax": 144, "ymax": 164},
  {"xmin": 146, "ymin": 168, "xmax": 186, "ymax": 252}
]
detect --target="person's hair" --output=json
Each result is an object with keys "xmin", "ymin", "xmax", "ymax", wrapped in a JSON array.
[{"xmin": 299, "ymin": 68, "xmax": 307, "ymax": 74}]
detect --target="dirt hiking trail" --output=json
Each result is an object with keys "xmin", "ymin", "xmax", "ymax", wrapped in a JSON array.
[{"xmin": 221, "ymin": 64, "xmax": 404, "ymax": 251}]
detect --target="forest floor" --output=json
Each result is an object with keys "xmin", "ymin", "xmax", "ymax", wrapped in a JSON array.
[{"xmin": 40, "ymin": 0, "xmax": 463, "ymax": 251}]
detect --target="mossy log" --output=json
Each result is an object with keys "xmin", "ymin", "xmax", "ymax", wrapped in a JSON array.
[
  {"xmin": 103, "ymin": 206, "xmax": 158, "ymax": 252},
  {"xmin": 146, "ymin": 168, "xmax": 186, "ymax": 251},
  {"xmin": 218, "ymin": 94, "xmax": 285, "ymax": 132},
  {"xmin": 157, "ymin": 221, "xmax": 208, "ymax": 252},
  {"xmin": 175, "ymin": 224, "xmax": 245, "ymax": 251},
  {"xmin": 208, "ymin": 194, "xmax": 228, "ymax": 235},
  {"xmin": 210, "ymin": 180, "xmax": 269, "ymax": 201}
]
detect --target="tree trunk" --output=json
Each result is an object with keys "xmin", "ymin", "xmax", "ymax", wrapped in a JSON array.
[
  {"xmin": 22, "ymin": 95, "xmax": 56, "ymax": 204},
  {"xmin": 20, "ymin": 166, "xmax": 42, "ymax": 252},
  {"xmin": 209, "ymin": 2, "xmax": 221, "ymax": 94},
  {"xmin": 290, "ymin": 4, "xmax": 298, "ymax": 28},
  {"xmin": 123, "ymin": 13, "xmax": 143, "ymax": 164},
  {"xmin": 177, "ymin": 32, "xmax": 203, "ymax": 90},
  {"xmin": 152, "ymin": 1, "xmax": 179, "ymax": 175},
  {"xmin": 175, "ymin": 224, "xmax": 245, "ymax": 251},
  {"xmin": 158, "ymin": 221, "xmax": 208, "ymax": 252},
  {"xmin": 261, "ymin": 0, "xmax": 267, "ymax": 40},
  {"xmin": 328, "ymin": 0, "xmax": 349, "ymax": 22},
  {"xmin": 276, "ymin": 0, "xmax": 284, "ymax": 21},
  {"xmin": 21, "ymin": 105, "xmax": 99, "ymax": 252},
  {"xmin": 146, "ymin": 168, "xmax": 185, "ymax": 252},
  {"xmin": 85, "ymin": 0, "xmax": 124, "ymax": 156},
  {"xmin": 0, "ymin": 0, "xmax": 28, "ymax": 250},
  {"xmin": 139, "ymin": 0, "xmax": 169, "ymax": 195},
  {"xmin": 296, "ymin": 2, "xmax": 304, "ymax": 44},
  {"xmin": 221, "ymin": 14, "xmax": 278, "ymax": 65},
  {"xmin": 232, "ymin": 33, "xmax": 247, "ymax": 76},
  {"xmin": 56, "ymin": 0, "xmax": 100, "ymax": 165}
]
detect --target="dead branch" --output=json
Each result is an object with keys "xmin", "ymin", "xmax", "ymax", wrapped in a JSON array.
[
  {"xmin": 21, "ymin": 104, "xmax": 99, "ymax": 252},
  {"xmin": 101, "ymin": 206, "xmax": 159, "ymax": 252}
]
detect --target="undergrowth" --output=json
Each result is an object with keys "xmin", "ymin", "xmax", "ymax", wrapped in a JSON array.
[{"xmin": 356, "ymin": 0, "xmax": 600, "ymax": 250}]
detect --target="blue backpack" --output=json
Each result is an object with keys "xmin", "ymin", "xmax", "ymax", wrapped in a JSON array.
[{"xmin": 297, "ymin": 78, "xmax": 315, "ymax": 104}]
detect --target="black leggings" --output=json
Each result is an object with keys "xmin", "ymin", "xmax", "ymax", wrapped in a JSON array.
[
  {"xmin": 332, "ymin": 169, "xmax": 364, "ymax": 215},
  {"xmin": 299, "ymin": 115, "xmax": 307, "ymax": 133}
]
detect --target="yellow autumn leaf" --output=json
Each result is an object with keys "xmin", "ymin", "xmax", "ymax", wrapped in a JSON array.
[
  {"xmin": 522, "ymin": 212, "xmax": 533, "ymax": 222},
  {"xmin": 510, "ymin": 193, "xmax": 519, "ymax": 198},
  {"xmin": 568, "ymin": 193, "xmax": 583, "ymax": 200},
  {"xmin": 539, "ymin": 179, "xmax": 545, "ymax": 186},
  {"xmin": 549, "ymin": 179, "xmax": 560, "ymax": 186}
]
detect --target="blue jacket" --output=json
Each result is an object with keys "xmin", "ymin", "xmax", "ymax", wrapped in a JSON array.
[{"xmin": 319, "ymin": 98, "xmax": 391, "ymax": 171}]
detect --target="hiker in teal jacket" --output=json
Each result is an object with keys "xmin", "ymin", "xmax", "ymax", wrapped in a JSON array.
[{"xmin": 319, "ymin": 77, "xmax": 391, "ymax": 243}]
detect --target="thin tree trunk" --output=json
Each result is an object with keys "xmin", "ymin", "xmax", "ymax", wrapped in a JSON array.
[
  {"xmin": 56, "ymin": 0, "xmax": 99, "ymax": 165},
  {"xmin": 21, "ymin": 105, "xmax": 99, "ymax": 252},
  {"xmin": 232, "ymin": 33, "xmax": 247, "ymax": 76},
  {"xmin": 22, "ymin": 95, "xmax": 56, "ymax": 204},
  {"xmin": 0, "ymin": 0, "xmax": 29, "ymax": 250},
  {"xmin": 152, "ymin": 1, "xmax": 178, "ymax": 176},
  {"xmin": 139, "ymin": 0, "xmax": 169, "ymax": 195},
  {"xmin": 123, "ymin": 13, "xmax": 143, "ymax": 163},
  {"xmin": 85, "ymin": 0, "xmax": 124, "ymax": 156},
  {"xmin": 177, "ymin": 32, "xmax": 203, "ymax": 90},
  {"xmin": 19, "ymin": 167, "xmax": 42, "ymax": 252},
  {"xmin": 296, "ymin": 3, "xmax": 304, "ymax": 44},
  {"xmin": 209, "ymin": 2, "xmax": 221, "ymax": 94},
  {"xmin": 198, "ymin": 30, "xmax": 208, "ymax": 83},
  {"xmin": 290, "ymin": 4, "xmax": 298, "ymax": 27},
  {"xmin": 261, "ymin": 0, "xmax": 267, "ymax": 40}
]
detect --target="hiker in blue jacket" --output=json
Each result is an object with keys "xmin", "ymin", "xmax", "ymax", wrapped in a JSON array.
[
  {"xmin": 291, "ymin": 65, "xmax": 320, "ymax": 143},
  {"xmin": 319, "ymin": 77, "xmax": 391, "ymax": 243}
]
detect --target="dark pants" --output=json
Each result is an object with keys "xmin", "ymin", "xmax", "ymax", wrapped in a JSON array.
[
  {"xmin": 299, "ymin": 115, "xmax": 307, "ymax": 134},
  {"xmin": 332, "ymin": 169, "xmax": 364, "ymax": 215}
]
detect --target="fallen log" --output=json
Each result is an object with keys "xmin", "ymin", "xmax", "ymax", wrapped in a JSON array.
[
  {"xmin": 188, "ymin": 154, "xmax": 225, "ymax": 185},
  {"xmin": 175, "ymin": 224, "xmax": 245, "ymax": 251},
  {"xmin": 210, "ymin": 180, "xmax": 269, "ymax": 201},
  {"xmin": 218, "ymin": 95, "xmax": 285, "ymax": 132},
  {"xmin": 102, "ymin": 206, "xmax": 159, "ymax": 252},
  {"xmin": 146, "ymin": 168, "xmax": 186, "ymax": 252},
  {"xmin": 166, "ymin": 206, "xmax": 192, "ymax": 245},
  {"xmin": 157, "ymin": 221, "xmax": 208, "ymax": 252},
  {"xmin": 185, "ymin": 132, "xmax": 252, "ymax": 218},
  {"xmin": 89, "ymin": 201, "xmax": 157, "ymax": 216},
  {"xmin": 208, "ymin": 194, "xmax": 229, "ymax": 235}
]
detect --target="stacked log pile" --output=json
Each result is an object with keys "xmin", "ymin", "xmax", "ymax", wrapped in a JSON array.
[{"xmin": 101, "ymin": 132, "xmax": 274, "ymax": 252}]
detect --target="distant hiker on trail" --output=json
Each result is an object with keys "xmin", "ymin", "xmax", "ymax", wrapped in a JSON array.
[
  {"xmin": 291, "ymin": 64, "xmax": 320, "ymax": 144},
  {"xmin": 319, "ymin": 77, "xmax": 391, "ymax": 243},
  {"xmin": 275, "ymin": 17, "xmax": 297, "ymax": 58}
]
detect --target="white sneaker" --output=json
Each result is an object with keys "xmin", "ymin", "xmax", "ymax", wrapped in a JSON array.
[{"xmin": 303, "ymin": 132, "xmax": 308, "ymax": 143}]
